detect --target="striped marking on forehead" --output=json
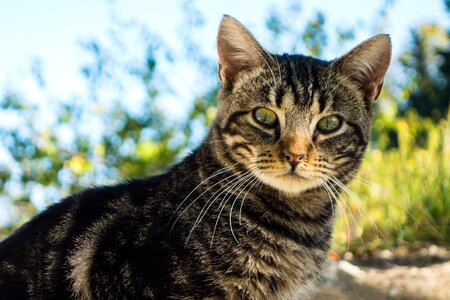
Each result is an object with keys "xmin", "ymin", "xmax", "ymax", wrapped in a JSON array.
[
  {"xmin": 275, "ymin": 54, "xmax": 328, "ymax": 111},
  {"xmin": 280, "ymin": 55, "xmax": 301, "ymax": 107}
]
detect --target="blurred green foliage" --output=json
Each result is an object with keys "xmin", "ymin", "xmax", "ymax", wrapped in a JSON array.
[{"xmin": 0, "ymin": 0, "xmax": 449, "ymax": 254}]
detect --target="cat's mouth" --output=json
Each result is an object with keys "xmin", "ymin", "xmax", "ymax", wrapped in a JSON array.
[
  {"xmin": 280, "ymin": 171, "xmax": 308, "ymax": 180},
  {"xmin": 254, "ymin": 168, "xmax": 319, "ymax": 194}
]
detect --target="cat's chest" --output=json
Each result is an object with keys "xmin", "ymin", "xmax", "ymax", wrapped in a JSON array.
[{"xmin": 219, "ymin": 240, "xmax": 328, "ymax": 299}]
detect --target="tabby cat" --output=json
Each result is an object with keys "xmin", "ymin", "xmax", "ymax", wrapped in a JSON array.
[{"xmin": 0, "ymin": 16, "xmax": 391, "ymax": 299}]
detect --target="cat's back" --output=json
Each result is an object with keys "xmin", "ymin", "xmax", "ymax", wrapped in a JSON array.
[
  {"xmin": 0, "ymin": 176, "xmax": 158, "ymax": 253},
  {"xmin": 0, "ymin": 171, "xmax": 179, "ymax": 299}
]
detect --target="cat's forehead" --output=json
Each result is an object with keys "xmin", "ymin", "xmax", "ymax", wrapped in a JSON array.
[
  {"xmin": 263, "ymin": 54, "xmax": 332, "ymax": 111},
  {"xmin": 238, "ymin": 55, "xmax": 330, "ymax": 99}
]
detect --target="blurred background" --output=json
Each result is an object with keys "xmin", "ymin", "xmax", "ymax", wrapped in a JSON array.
[{"xmin": 0, "ymin": 0, "xmax": 449, "ymax": 298}]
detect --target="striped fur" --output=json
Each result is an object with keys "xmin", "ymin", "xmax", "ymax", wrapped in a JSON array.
[{"xmin": 0, "ymin": 16, "xmax": 391, "ymax": 299}]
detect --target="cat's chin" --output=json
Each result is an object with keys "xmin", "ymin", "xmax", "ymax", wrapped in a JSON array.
[{"xmin": 256, "ymin": 173, "xmax": 319, "ymax": 195}]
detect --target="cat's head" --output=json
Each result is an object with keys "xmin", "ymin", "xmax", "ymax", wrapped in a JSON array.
[{"xmin": 212, "ymin": 16, "xmax": 391, "ymax": 195}]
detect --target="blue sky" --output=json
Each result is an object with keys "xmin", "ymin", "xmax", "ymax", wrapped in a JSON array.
[{"xmin": 0, "ymin": 0, "xmax": 448, "ymax": 103}]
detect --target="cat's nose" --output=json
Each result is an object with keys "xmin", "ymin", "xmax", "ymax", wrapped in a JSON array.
[
  {"xmin": 279, "ymin": 135, "xmax": 310, "ymax": 167},
  {"xmin": 282, "ymin": 150, "xmax": 306, "ymax": 164}
]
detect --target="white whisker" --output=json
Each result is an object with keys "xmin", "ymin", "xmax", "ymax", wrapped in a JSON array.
[
  {"xmin": 239, "ymin": 175, "xmax": 264, "ymax": 226},
  {"xmin": 171, "ymin": 163, "xmax": 237, "ymax": 218},
  {"xmin": 329, "ymin": 176, "xmax": 390, "ymax": 246},
  {"xmin": 321, "ymin": 179, "xmax": 351, "ymax": 251},
  {"xmin": 228, "ymin": 172, "xmax": 262, "ymax": 243},
  {"xmin": 211, "ymin": 173, "xmax": 256, "ymax": 246},
  {"xmin": 170, "ymin": 168, "xmax": 240, "ymax": 234},
  {"xmin": 186, "ymin": 170, "xmax": 256, "ymax": 244}
]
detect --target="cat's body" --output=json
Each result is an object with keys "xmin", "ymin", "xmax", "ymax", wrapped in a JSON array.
[
  {"xmin": 0, "ymin": 145, "xmax": 331, "ymax": 299},
  {"xmin": 0, "ymin": 16, "xmax": 391, "ymax": 299}
]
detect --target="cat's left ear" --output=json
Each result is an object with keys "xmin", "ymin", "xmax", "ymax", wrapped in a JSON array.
[{"xmin": 334, "ymin": 34, "xmax": 392, "ymax": 102}]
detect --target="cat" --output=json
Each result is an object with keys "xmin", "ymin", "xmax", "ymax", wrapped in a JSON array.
[{"xmin": 0, "ymin": 15, "xmax": 391, "ymax": 299}]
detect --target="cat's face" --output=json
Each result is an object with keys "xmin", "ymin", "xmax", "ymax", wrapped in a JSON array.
[{"xmin": 213, "ymin": 16, "xmax": 391, "ymax": 195}]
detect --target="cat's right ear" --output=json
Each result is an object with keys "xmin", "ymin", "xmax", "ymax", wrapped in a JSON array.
[{"xmin": 217, "ymin": 15, "xmax": 268, "ymax": 85}]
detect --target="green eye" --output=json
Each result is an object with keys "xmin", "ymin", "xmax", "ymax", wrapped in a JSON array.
[
  {"xmin": 317, "ymin": 115, "xmax": 341, "ymax": 133},
  {"xmin": 253, "ymin": 108, "xmax": 277, "ymax": 127}
]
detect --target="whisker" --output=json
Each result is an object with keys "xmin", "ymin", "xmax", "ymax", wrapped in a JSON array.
[
  {"xmin": 317, "ymin": 178, "xmax": 335, "ymax": 218},
  {"xmin": 171, "ymin": 163, "xmax": 237, "ymax": 218},
  {"xmin": 239, "ymin": 179, "xmax": 264, "ymax": 226},
  {"xmin": 209, "ymin": 173, "xmax": 257, "ymax": 247},
  {"xmin": 186, "ymin": 169, "xmax": 257, "ymax": 244},
  {"xmin": 228, "ymin": 172, "xmax": 262, "ymax": 243},
  {"xmin": 329, "ymin": 179, "xmax": 365, "ymax": 248},
  {"xmin": 170, "ymin": 168, "xmax": 240, "ymax": 234},
  {"xmin": 329, "ymin": 176, "xmax": 390, "ymax": 246},
  {"xmin": 221, "ymin": 176, "xmax": 253, "ymax": 246},
  {"xmin": 321, "ymin": 179, "xmax": 351, "ymax": 252}
]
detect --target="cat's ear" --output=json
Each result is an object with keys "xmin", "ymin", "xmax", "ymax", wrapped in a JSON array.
[
  {"xmin": 217, "ymin": 15, "xmax": 268, "ymax": 84},
  {"xmin": 334, "ymin": 34, "xmax": 392, "ymax": 102}
]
